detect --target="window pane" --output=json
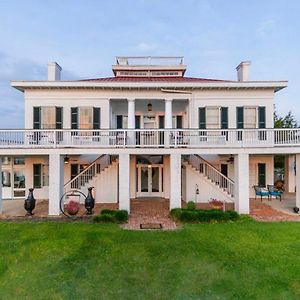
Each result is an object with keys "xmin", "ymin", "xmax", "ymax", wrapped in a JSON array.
[
  {"xmin": 244, "ymin": 107, "xmax": 257, "ymax": 128},
  {"xmin": 206, "ymin": 107, "xmax": 220, "ymax": 129},
  {"xmin": 14, "ymin": 170, "xmax": 25, "ymax": 188},
  {"xmin": 2, "ymin": 171, "xmax": 11, "ymax": 187},
  {"xmin": 33, "ymin": 164, "xmax": 42, "ymax": 188},
  {"xmin": 14, "ymin": 157, "xmax": 25, "ymax": 165}
]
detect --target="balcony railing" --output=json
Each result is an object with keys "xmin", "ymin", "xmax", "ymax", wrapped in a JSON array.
[{"xmin": 0, "ymin": 128, "xmax": 299, "ymax": 149}]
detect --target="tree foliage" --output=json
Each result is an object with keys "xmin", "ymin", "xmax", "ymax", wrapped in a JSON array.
[{"xmin": 274, "ymin": 109, "xmax": 298, "ymax": 128}]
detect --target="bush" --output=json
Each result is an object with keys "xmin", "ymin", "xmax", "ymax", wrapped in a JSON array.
[
  {"xmin": 187, "ymin": 201, "xmax": 196, "ymax": 210},
  {"xmin": 93, "ymin": 209, "xmax": 128, "ymax": 223},
  {"xmin": 170, "ymin": 208, "xmax": 239, "ymax": 223},
  {"xmin": 115, "ymin": 210, "xmax": 128, "ymax": 222}
]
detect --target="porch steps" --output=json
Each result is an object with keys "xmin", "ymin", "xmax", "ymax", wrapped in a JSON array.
[{"xmin": 183, "ymin": 154, "xmax": 235, "ymax": 200}]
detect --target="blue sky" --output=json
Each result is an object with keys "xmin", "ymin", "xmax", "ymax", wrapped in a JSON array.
[{"xmin": 0, "ymin": 0, "xmax": 299, "ymax": 128}]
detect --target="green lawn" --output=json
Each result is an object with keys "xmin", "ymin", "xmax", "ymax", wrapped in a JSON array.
[{"xmin": 0, "ymin": 219, "xmax": 300, "ymax": 299}]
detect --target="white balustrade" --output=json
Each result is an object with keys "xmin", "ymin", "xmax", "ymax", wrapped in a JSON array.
[{"xmin": 0, "ymin": 128, "xmax": 299, "ymax": 149}]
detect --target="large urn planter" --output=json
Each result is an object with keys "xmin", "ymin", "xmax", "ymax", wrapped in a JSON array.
[
  {"xmin": 24, "ymin": 188, "xmax": 36, "ymax": 216},
  {"xmin": 65, "ymin": 200, "xmax": 80, "ymax": 215},
  {"xmin": 85, "ymin": 187, "xmax": 95, "ymax": 215}
]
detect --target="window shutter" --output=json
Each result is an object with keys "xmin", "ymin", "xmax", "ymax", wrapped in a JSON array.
[
  {"xmin": 56, "ymin": 107, "xmax": 63, "ymax": 129},
  {"xmin": 258, "ymin": 107, "xmax": 266, "ymax": 128},
  {"xmin": 93, "ymin": 107, "xmax": 100, "ymax": 129},
  {"xmin": 236, "ymin": 107, "xmax": 244, "ymax": 129},
  {"xmin": 221, "ymin": 107, "xmax": 228, "ymax": 129},
  {"xmin": 135, "ymin": 115, "xmax": 141, "ymax": 129},
  {"xmin": 176, "ymin": 116, "xmax": 183, "ymax": 129},
  {"xmin": 116, "ymin": 115, "xmax": 123, "ymax": 129},
  {"xmin": 159, "ymin": 116, "xmax": 165, "ymax": 129},
  {"xmin": 33, "ymin": 164, "xmax": 42, "ymax": 188},
  {"xmin": 33, "ymin": 107, "xmax": 41, "ymax": 129},
  {"xmin": 258, "ymin": 163, "xmax": 266, "ymax": 187},
  {"xmin": 71, "ymin": 107, "xmax": 78, "ymax": 129},
  {"xmin": 198, "ymin": 107, "xmax": 206, "ymax": 129}
]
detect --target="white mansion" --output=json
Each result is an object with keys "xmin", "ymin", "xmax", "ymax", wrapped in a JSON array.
[{"xmin": 0, "ymin": 56, "xmax": 299, "ymax": 215}]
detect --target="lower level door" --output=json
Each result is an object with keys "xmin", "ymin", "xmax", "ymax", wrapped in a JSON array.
[{"xmin": 136, "ymin": 164, "xmax": 163, "ymax": 197}]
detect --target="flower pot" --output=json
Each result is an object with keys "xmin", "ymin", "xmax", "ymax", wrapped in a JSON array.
[{"xmin": 65, "ymin": 200, "xmax": 80, "ymax": 216}]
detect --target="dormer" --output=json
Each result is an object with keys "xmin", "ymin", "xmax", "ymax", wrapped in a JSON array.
[{"xmin": 112, "ymin": 56, "xmax": 187, "ymax": 77}]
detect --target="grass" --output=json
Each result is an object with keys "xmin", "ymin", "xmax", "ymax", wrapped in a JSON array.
[{"xmin": 0, "ymin": 219, "xmax": 300, "ymax": 299}]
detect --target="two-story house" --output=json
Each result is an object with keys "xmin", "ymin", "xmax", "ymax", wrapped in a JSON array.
[{"xmin": 1, "ymin": 56, "xmax": 299, "ymax": 216}]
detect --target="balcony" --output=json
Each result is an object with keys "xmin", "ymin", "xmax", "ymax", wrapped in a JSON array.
[{"xmin": 0, "ymin": 128, "xmax": 299, "ymax": 149}]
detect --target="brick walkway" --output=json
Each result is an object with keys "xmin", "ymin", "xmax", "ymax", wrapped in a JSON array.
[
  {"xmin": 250, "ymin": 199, "xmax": 300, "ymax": 222},
  {"xmin": 122, "ymin": 198, "xmax": 178, "ymax": 230}
]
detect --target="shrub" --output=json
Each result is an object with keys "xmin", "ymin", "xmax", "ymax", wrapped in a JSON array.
[
  {"xmin": 93, "ymin": 209, "xmax": 128, "ymax": 223},
  {"xmin": 115, "ymin": 210, "xmax": 128, "ymax": 222},
  {"xmin": 187, "ymin": 201, "xmax": 196, "ymax": 210},
  {"xmin": 170, "ymin": 208, "xmax": 239, "ymax": 223}
]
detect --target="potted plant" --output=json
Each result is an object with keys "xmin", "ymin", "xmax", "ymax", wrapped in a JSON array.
[{"xmin": 65, "ymin": 200, "xmax": 80, "ymax": 215}]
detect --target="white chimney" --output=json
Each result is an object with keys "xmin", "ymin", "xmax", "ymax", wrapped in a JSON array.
[
  {"xmin": 236, "ymin": 61, "xmax": 251, "ymax": 81},
  {"xmin": 48, "ymin": 62, "xmax": 62, "ymax": 81}
]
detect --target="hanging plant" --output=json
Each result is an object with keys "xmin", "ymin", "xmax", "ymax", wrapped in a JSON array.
[{"xmin": 65, "ymin": 200, "xmax": 80, "ymax": 215}]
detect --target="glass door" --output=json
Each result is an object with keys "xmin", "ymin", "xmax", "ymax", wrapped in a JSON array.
[{"xmin": 136, "ymin": 164, "xmax": 163, "ymax": 197}]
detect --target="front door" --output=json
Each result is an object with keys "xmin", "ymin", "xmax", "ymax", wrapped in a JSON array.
[{"xmin": 136, "ymin": 164, "xmax": 163, "ymax": 197}]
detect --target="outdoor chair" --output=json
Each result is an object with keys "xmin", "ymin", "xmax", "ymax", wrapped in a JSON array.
[
  {"xmin": 253, "ymin": 185, "xmax": 270, "ymax": 202},
  {"xmin": 267, "ymin": 184, "xmax": 282, "ymax": 201}
]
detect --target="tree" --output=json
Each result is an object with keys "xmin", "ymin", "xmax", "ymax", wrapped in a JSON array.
[{"xmin": 274, "ymin": 108, "xmax": 298, "ymax": 128}]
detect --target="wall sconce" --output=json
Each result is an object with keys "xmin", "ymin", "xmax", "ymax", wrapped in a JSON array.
[
  {"xmin": 147, "ymin": 103, "xmax": 152, "ymax": 112},
  {"xmin": 195, "ymin": 184, "xmax": 199, "ymax": 195},
  {"xmin": 64, "ymin": 155, "xmax": 70, "ymax": 164}
]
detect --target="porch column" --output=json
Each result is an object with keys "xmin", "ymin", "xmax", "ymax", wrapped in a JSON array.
[
  {"xmin": 49, "ymin": 153, "xmax": 64, "ymax": 215},
  {"xmin": 234, "ymin": 153, "xmax": 249, "ymax": 214},
  {"xmin": 0, "ymin": 157, "xmax": 2, "ymax": 214},
  {"xmin": 127, "ymin": 98, "xmax": 135, "ymax": 145},
  {"xmin": 165, "ymin": 98, "xmax": 173, "ymax": 128},
  {"xmin": 119, "ymin": 153, "xmax": 130, "ymax": 212},
  {"xmin": 295, "ymin": 154, "xmax": 300, "ymax": 209},
  {"xmin": 170, "ymin": 154, "xmax": 181, "ymax": 209}
]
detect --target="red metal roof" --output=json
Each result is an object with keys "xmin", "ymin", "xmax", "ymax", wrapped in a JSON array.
[{"xmin": 80, "ymin": 76, "xmax": 231, "ymax": 83}]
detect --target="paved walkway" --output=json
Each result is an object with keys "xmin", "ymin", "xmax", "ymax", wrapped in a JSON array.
[{"xmin": 122, "ymin": 198, "xmax": 178, "ymax": 230}]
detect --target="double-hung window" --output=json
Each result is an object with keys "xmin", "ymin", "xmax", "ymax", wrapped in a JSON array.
[
  {"xmin": 70, "ymin": 107, "xmax": 101, "ymax": 129},
  {"xmin": 33, "ymin": 107, "xmax": 63, "ymax": 129}
]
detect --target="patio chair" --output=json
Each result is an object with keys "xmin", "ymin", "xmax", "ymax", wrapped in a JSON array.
[
  {"xmin": 254, "ymin": 185, "xmax": 270, "ymax": 202},
  {"xmin": 267, "ymin": 185, "xmax": 282, "ymax": 201}
]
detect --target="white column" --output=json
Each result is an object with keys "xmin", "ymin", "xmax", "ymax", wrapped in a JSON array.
[
  {"xmin": 0, "ymin": 157, "xmax": 2, "ymax": 214},
  {"xmin": 127, "ymin": 98, "xmax": 135, "ymax": 129},
  {"xmin": 119, "ymin": 153, "xmax": 130, "ymax": 212},
  {"xmin": 285, "ymin": 155, "xmax": 296, "ymax": 193},
  {"xmin": 165, "ymin": 98, "xmax": 173, "ymax": 128},
  {"xmin": 295, "ymin": 154, "xmax": 300, "ymax": 208},
  {"xmin": 49, "ymin": 154, "xmax": 64, "ymax": 215},
  {"xmin": 170, "ymin": 154, "xmax": 181, "ymax": 209},
  {"xmin": 234, "ymin": 153, "xmax": 249, "ymax": 214}
]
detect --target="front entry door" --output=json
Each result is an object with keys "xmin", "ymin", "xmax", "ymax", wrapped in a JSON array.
[{"xmin": 136, "ymin": 164, "xmax": 163, "ymax": 197}]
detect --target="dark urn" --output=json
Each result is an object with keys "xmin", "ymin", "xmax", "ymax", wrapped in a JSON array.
[
  {"xmin": 24, "ymin": 188, "xmax": 36, "ymax": 216},
  {"xmin": 85, "ymin": 187, "xmax": 95, "ymax": 215},
  {"xmin": 293, "ymin": 207, "xmax": 299, "ymax": 213}
]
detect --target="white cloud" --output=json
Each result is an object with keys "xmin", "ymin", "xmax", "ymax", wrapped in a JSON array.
[
  {"xmin": 136, "ymin": 42, "xmax": 158, "ymax": 52},
  {"xmin": 256, "ymin": 19, "xmax": 276, "ymax": 38}
]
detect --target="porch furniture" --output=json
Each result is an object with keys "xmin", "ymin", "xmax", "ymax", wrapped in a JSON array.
[
  {"xmin": 267, "ymin": 184, "xmax": 282, "ymax": 201},
  {"xmin": 254, "ymin": 185, "xmax": 270, "ymax": 202}
]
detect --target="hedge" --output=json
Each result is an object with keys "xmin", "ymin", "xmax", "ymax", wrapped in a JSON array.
[
  {"xmin": 93, "ymin": 209, "xmax": 128, "ymax": 223},
  {"xmin": 170, "ymin": 208, "xmax": 239, "ymax": 223}
]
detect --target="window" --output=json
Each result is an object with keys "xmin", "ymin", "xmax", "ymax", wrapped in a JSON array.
[
  {"xmin": 33, "ymin": 164, "xmax": 42, "ymax": 188},
  {"xmin": 244, "ymin": 107, "xmax": 257, "ymax": 128},
  {"xmin": 172, "ymin": 115, "xmax": 183, "ymax": 129},
  {"xmin": 33, "ymin": 107, "xmax": 63, "ymax": 129},
  {"xmin": 2, "ymin": 171, "xmax": 11, "ymax": 187},
  {"xmin": 13, "ymin": 157, "xmax": 25, "ymax": 165},
  {"xmin": 236, "ymin": 107, "xmax": 244, "ymax": 129},
  {"xmin": 71, "ymin": 107, "xmax": 101, "ymax": 129},
  {"xmin": 116, "ymin": 115, "xmax": 128, "ymax": 129},
  {"xmin": 206, "ymin": 107, "xmax": 220, "ymax": 129},
  {"xmin": 198, "ymin": 107, "xmax": 206, "ymax": 129},
  {"xmin": 258, "ymin": 163, "xmax": 266, "ymax": 187}
]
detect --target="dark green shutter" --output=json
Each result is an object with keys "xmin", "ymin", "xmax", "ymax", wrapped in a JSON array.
[
  {"xmin": 221, "ymin": 107, "xmax": 228, "ymax": 129},
  {"xmin": 93, "ymin": 107, "xmax": 100, "ymax": 129},
  {"xmin": 116, "ymin": 115, "xmax": 123, "ymax": 129},
  {"xmin": 258, "ymin": 163, "xmax": 266, "ymax": 187},
  {"xmin": 33, "ymin": 164, "xmax": 42, "ymax": 188},
  {"xmin": 33, "ymin": 107, "xmax": 41, "ymax": 129},
  {"xmin": 71, "ymin": 107, "xmax": 78, "ymax": 129},
  {"xmin": 258, "ymin": 107, "xmax": 266, "ymax": 128},
  {"xmin": 176, "ymin": 116, "xmax": 183, "ymax": 129},
  {"xmin": 135, "ymin": 116, "xmax": 141, "ymax": 129},
  {"xmin": 199, "ymin": 108, "xmax": 206, "ymax": 129},
  {"xmin": 56, "ymin": 107, "xmax": 63, "ymax": 129},
  {"xmin": 236, "ymin": 107, "xmax": 244, "ymax": 129}
]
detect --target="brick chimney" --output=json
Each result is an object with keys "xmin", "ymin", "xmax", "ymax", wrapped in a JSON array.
[
  {"xmin": 236, "ymin": 61, "xmax": 251, "ymax": 81},
  {"xmin": 48, "ymin": 62, "xmax": 62, "ymax": 81}
]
